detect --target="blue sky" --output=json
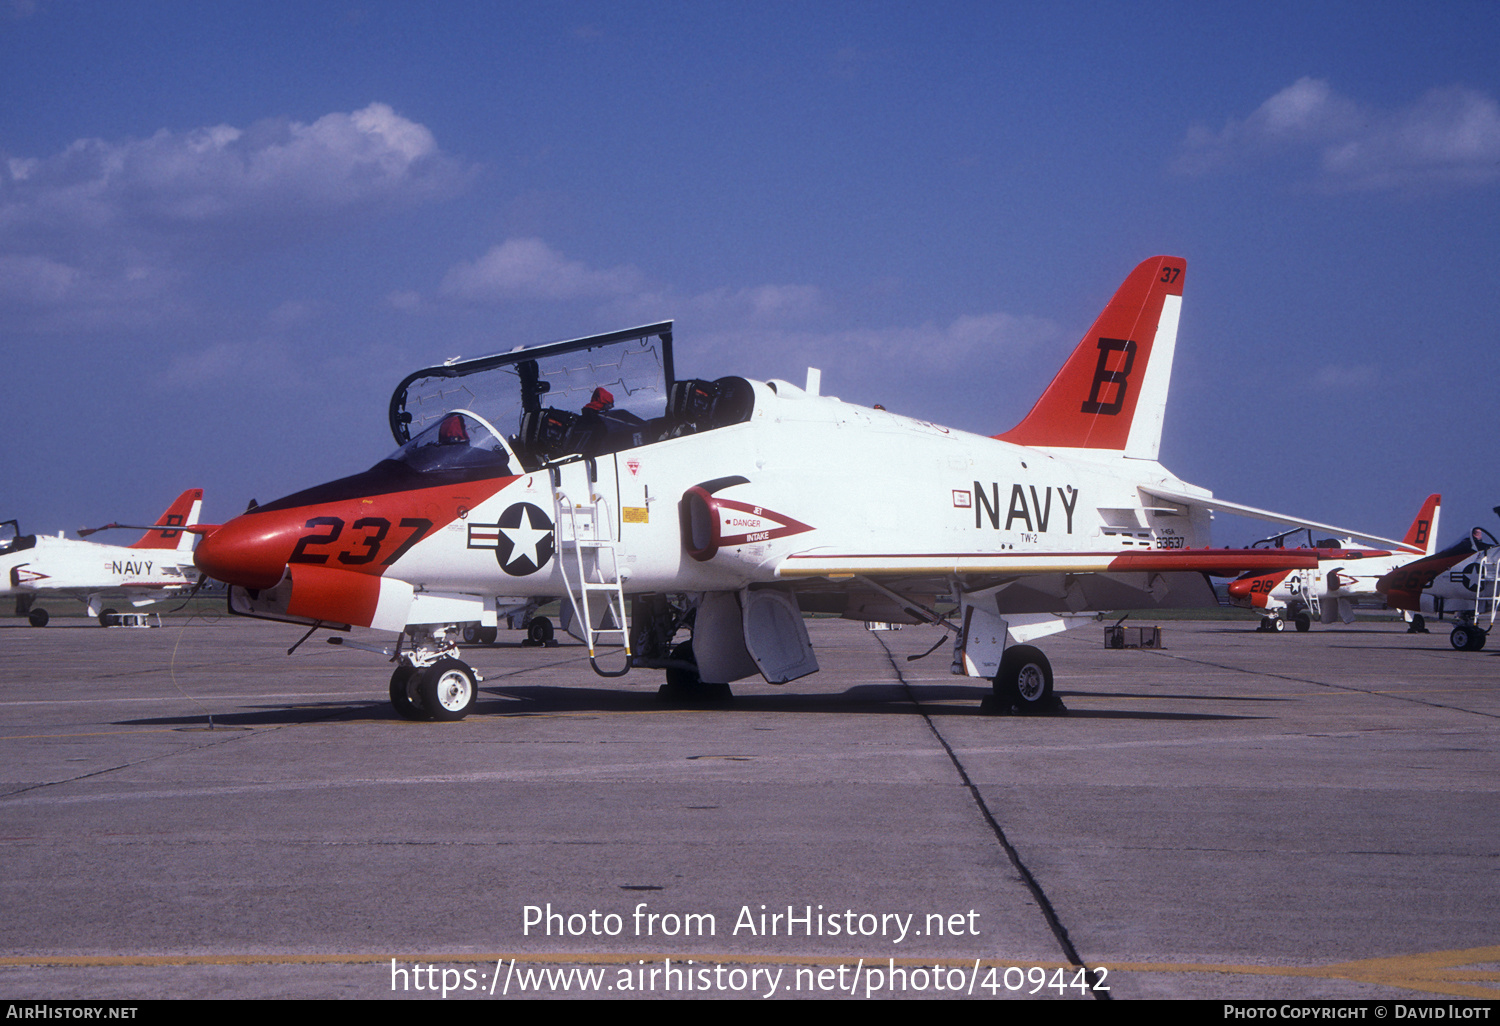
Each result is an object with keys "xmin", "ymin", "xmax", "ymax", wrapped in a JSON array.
[{"xmin": 3, "ymin": 1, "xmax": 1498, "ymax": 549}]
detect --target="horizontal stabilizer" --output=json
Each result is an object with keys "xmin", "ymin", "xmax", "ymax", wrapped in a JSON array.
[{"xmin": 1139, "ymin": 485, "xmax": 1410, "ymax": 550}]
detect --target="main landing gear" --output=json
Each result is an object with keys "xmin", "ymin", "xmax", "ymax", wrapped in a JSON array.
[
  {"xmin": 1450, "ymin": 623, "xmax": 1489, "ymax": 652},
  {"xmin": 982, "ymin": 645, "xmax": 1065, "ymax": 716},
  {"xmin": 655, "ymin": 640, "xmax": 732, "ymax": 705}
]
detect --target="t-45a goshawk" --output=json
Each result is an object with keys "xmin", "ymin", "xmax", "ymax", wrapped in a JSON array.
[{"xmin": 194, "ymin": 257, "xmax": 1365, "ymax": 720}]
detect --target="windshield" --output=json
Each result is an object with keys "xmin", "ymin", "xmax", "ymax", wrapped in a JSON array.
[{"xmin": 386, "ymin": 411, "xmax": 515, "ymax": 476}]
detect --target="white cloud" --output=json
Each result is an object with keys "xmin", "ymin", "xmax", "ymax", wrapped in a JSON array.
[
  {"xmin": 1, "ymin": 103, "xmax": 465, "ymax": 243},
  {"xmin": 431, "ymin": 235, "xmax": 1063, "ymax": 431},
  {"xmin": 440, "ymin": 238, "xmax": 645, "ymax": 301},
  {"xmin": 1310, "ymin": 362, "xmax": 1380, "ymax": 389},
  {"xmin": 0, "ymin": 103, "xmax": 468, "ymax": 327},
  {"xmin": 386, "ymin": 289, "xmax": 422, "ymax": 312},
  {"xmin": 1175, "ymin": 78, "xmax": 1500, "ymax": 191},
  {"xmin": 0, "ymin": 254, "xmax": 77, "ymax": 304}
]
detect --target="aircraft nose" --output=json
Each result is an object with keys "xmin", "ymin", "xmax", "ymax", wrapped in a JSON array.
[{"xmin": 194, "ymin": 514, "xmax": 294, "ymax": 590}]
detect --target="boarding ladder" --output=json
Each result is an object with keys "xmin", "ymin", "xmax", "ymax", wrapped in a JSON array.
[
  {"xmin": 1478, "ymin": 549, "xmax": 1500, "ymax": 629},
  {"xmin": 550, "ymin": 457, "xmax": 632, "ymax": 677},
  {"xmin": 1291, "ymin": 569, "xmax": 1321, "ymax": 622}
]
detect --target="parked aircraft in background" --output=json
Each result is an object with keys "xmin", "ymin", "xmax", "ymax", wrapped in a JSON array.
[
  {"xmin": 2, "ymin": 489, "xmax": 205, "ymax": 626},
  {"xmin": 1226, "ymin": 494, "xmax": 1440, "ymax": 632},
  {"xmin": 1378, "ymin": 515, "xmax": 1499, "ymax": 651},
  {"xmin": 193, "ymin": 256, "xmax": 1366, "ymax": 721}
]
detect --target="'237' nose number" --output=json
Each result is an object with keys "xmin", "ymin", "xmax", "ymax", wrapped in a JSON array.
[{"xmin": 288, "ymin": 516, "xmax": 433, "ymax": 567}]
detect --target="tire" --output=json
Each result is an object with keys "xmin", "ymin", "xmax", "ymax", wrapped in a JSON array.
[
  {"xmin": 658, "ymin": 641, "xmax": 732, "ymax": 703},
  {"xmin": 664, "ymin": 641, "xmax": 699, "ymax": 690},
  {"xmin": 527, "ymin": 617, "xmax": 554, "ymax": 645},
  {"xmin": 993, "ymin": 644, "xmax": 1054, "ymax": 711},
  {"xmin": 389, "ymin": 664, "xmax": 425, "ymax": 720},
  {"xmin": 1270, "ymin": 616, "xmax": 1285, "ymax": 633},
  {"xmin": 28, "ymin": 608, "xmax": 48, "ymax": 628},
  {"xmin": 418, "ymin": 658, "xmax": 477, "ymax": 721},
  {"xmin": 98, "ymin": 608, "xmax": 119, "ymax": 627},
  {"xmin": 462, "ymin": 623, "xmax": 481, "ymax": 644},
  {"xmin": 1294, "ymin": 612, "xmax": 1311, "ymax": 632},
  {"xmin": 1451, "ymin": 626, "xmax": 1473, "ymax": 651}
]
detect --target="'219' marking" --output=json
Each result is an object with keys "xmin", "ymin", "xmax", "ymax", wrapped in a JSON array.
[{"xmin": 288, "ymin": 517, "xmax": 433, "ymax": 567}]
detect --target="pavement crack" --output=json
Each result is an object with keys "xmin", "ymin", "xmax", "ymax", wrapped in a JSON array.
[{"xmin": 873, "ymin": 634, "xmax": 1107, "ymax": 1000}]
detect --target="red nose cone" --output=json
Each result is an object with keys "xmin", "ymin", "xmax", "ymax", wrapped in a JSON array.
[{"xmin": 194, "ymin": 515, "xmax": 295, "ymax": 590}]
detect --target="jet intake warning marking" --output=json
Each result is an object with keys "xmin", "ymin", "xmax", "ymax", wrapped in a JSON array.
[
  {"xmin": 972, "ymin": 482, "xmax": 1078, "ymax": 534},
  {"xmin": 469, "ymin": 503, "xmax": 555, "ymax": 576}
]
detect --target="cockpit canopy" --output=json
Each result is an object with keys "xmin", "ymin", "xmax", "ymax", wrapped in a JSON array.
[
  {"xmin": 0, "ymin": 520, "xmax": 35, "ymax": 556},
  {"xmin": 388, "ymin": 322, "xmax": 756, "ymax": 472}
]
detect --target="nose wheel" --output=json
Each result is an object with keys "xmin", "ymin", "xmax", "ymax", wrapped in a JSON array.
[
  {"xmin": 389, "ymin": 664, "xmax": 424, "ymax": 720},
  {"xmin": 389, "ymin": 658, "xmax": 479, "ymax": 720}
]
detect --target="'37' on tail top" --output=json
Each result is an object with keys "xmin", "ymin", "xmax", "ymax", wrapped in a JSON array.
[{"xmin": 997, "ymin": 255, "xmax": 1185, "ymax": 460}]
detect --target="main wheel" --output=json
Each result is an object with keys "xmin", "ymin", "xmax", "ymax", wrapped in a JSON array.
[
  {"xmin": 98, "ymin": 607, "xmax": 119, "ymax": 627},
  {"xmin": 28, "ymin": 607, "xmax": 48, "ymax": 628},
  {"xmin": 417, "ymin": 658, "xmax": 477, "ymax": 721},
  {"xmin": 1453, "ymin": 626, "xmax": 1488, "ymax": 652},
  {"xmin": 992, "ymin": 644, "xmax": 1057, "ymax": 713},
  {"xmin": 659, "ymin": 641, "xmax": 732, "ymax": 703},
  {"xmin": 664, "ymin": 640, "xmax": 699, "ymax": 689},
  {"xmin": 1294, "ymin": 611, "xmax": 1311, "ymax": 632},
  {"xmin": 527, "ymin": 617, "xmax": 554, "ymax": 645},
  {"xmin": 389, "ymin": 664, "xmax": 425, "ymax": 720}
]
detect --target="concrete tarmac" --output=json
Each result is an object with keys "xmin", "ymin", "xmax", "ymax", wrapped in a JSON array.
[{"xmin": 0, "ymin": 613, "xmax": 1496, "ymax": 1000}]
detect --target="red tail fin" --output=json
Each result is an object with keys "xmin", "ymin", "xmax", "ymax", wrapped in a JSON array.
[
  {"xmin": 1401, "ymin": 494, "xmax": 1441, "ymax": 555},
  {"xmin": 997, "ymin": 256, "xmax": 1185, "ymax": 458},
  {"xmin": 131, "ymin": 489, "xmax": 203, "ymax": 550}
]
